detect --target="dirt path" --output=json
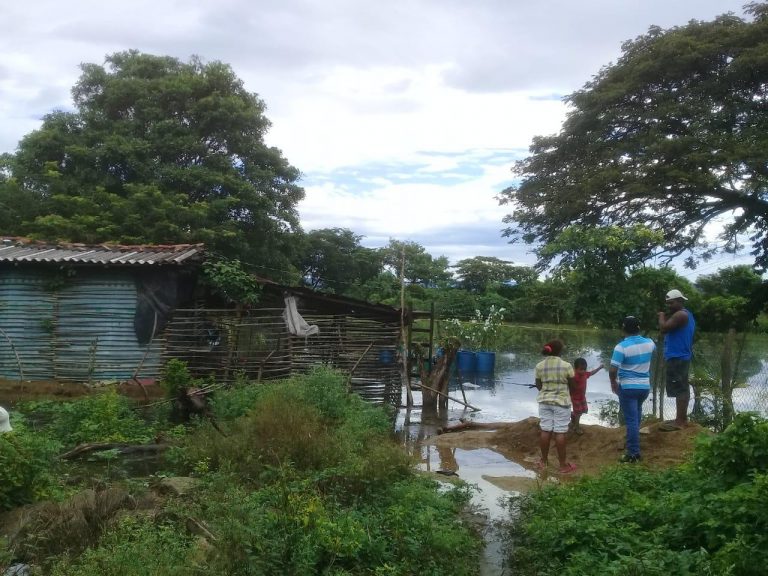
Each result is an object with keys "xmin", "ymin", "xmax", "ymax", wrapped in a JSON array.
[{"xmin": 424, "ymin": 417, "xmax": 708, "ymax": 483}]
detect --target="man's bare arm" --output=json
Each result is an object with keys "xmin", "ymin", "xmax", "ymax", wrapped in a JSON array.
[{"xmin": 658, "ymin": 309, "xmax": 688, "ymax": 333}]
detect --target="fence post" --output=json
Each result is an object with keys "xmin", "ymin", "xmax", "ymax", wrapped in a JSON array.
[
  {"xmin": 721, "ymin": 328, "xmax": 735, "ymax": 428},
  {"xmin": 656, "ymin": 333, "xmax": 665, "ymax": 420}
]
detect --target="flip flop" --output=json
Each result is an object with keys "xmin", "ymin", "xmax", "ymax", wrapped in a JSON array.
[
  {"xmin": 536, "ymin": 460, "xmax": 547, "ymax": 472},
  {"xmin": 558, "ymin": 463, "xmax": 577, "ymax": 475},
  {"xmin": 659, "ymin": 421, "xmax": 682, "ymax": 432}
]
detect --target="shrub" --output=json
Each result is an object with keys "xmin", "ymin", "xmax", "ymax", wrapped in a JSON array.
[
  {"xmin": 184, "ymin": 472, "xmax": 481, "ymax": 576},
  {"xmin": 692, "ymin": 412, "xmax": 768, "ymax": 486},
  {"xmin": 182, "ymin": 368, "xmax": 391, "ymax": 483},
  {"xmin": 21, "ymin": 389, "xmax": 152, "ymax": 446},
  {"xmin": 505, "ymin": 415, "xmax": 768, "ymax": 576},
  {"xmin": 47, "ymin": 515, "xmax": 193, "ymax": 576},
  {"xmin": 0, "ymin": 420, "xmax": 61, "ymax": 510}
]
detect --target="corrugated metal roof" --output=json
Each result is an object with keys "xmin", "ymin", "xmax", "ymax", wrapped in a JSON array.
[{"xmin": 0, "ymin": 239, "xmax": 204, "ymax": 266}]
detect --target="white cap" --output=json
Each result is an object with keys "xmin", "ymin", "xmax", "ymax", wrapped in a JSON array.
[
  {"xmin": 0, "ymin": 406, "xmax": 11, "ymax": 433},
  {"xmin": 666, "ymin": 289, "xmax": 688, "ymax": 301}
]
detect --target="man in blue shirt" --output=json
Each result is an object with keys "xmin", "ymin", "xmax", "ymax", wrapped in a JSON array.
[
  {"xmin": 610, "ymin": 316, "xmax": 655, "ymax": 463},
  {"xmin": 658, "ymin": 289, "xmax": 696, "ymax": 431}
]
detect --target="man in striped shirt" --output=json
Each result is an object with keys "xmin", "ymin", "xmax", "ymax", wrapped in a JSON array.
[{"xmin": 609, "ymin": 316, "xmax": 656, "ymax": 463}]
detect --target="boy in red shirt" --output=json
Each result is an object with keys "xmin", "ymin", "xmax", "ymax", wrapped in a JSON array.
[{"xmin": 570, "ymin": 358, "xmax": 603, "ymax": 435}]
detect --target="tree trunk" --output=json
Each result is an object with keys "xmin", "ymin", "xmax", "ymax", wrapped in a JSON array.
[{"xmin": 421, "ymin": 342, "xmax": 459, "ymax": 410}]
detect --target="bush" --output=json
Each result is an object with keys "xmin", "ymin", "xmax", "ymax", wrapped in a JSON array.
[
  {"xmin": 505, "ymin": 415, "xmax": 768, "ymax": 576},
  {"xmin": 182, "ymin": 368, "xmax": 395, "ymax": 486},
  {"xmin": 184, "ymin": 471, "xmax": 480, "ymax": 576},
  {"xmin": 0, "ymin": 420, "xmax": 61, "ymax": 510},
  {"xmin": 692, "ymin": 412, "xmax": 768, "ymax": 486},
  {"xmin": 47, "ymin": 515, "xmax": 193, "ymax": 576},
  {"xmin": 21, "ymin": 388, "xmax": 152, "ymax": 446}
]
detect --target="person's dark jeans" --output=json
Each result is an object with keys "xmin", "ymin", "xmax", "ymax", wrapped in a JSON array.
[{"xmin": 618, "ymin": 387, "xmax": 650, "ymax": 457}]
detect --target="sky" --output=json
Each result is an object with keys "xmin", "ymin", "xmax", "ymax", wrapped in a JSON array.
[{"xmin": 0, "ymin": 0, "xmax": 756, "ymax": 279}]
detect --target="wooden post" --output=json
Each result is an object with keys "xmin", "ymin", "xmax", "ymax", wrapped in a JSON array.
[
  {"xmin": 657, "ymin": 333, "xmax": 665, "ymax": 421},
  {"xmin": 400, "ymin": 248, "xmax": 414, "ymax": 407},
  {"xmin": 721, "ymin": 328, "xmax": 735, "ymax": 428},
  {"xmin": 256, "ymin": 350, "xmax": 276, "ymax": 383},
  {"xmin": 347, "ymin": 342, "xmax": 374, "ymax": 392}
]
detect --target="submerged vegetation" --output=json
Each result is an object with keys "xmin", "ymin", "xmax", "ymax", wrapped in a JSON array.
[
  {"xmin": 1, "ymin": 368, "xmax": 483, "ymax": 575},
  {"xmin": 504, "ymin": 413, "xmax": 768, "ymax": 576}
]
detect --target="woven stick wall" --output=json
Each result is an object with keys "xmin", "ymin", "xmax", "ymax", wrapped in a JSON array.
[{"xmin": 164, "ymin": 307, "xmax": 401, "ymax": 405}]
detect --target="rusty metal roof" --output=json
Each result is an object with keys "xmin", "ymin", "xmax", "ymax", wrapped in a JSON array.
[{"xmin": 0, "ymin": 238, "xmax": 204, "ymax": 266}]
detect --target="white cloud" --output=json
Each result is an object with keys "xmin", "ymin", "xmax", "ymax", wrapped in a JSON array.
[{"xmin": 0, "ymin": 0, "xmax": 752, "ymax": 273}]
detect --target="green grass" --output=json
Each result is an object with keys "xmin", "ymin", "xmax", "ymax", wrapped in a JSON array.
[{"xmin": 504, "ymin": 413, "xmax": 768, "ymax": 576}]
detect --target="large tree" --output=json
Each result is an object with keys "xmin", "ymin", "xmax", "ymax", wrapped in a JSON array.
[
  {"xmin": 4, "ymin": 51, "xmax": 304, "ymax": 278},
  {"xmin": 500, "ymin": 4, "xmax": 768, "ymax": 269},
  {"xmin": 542, "ymin": 225, "xmax": 665, "ymax": 326},
  {"xmin": 298, "ymin": 228, "xmax": 381, "ymax": 293},
  {"xmin": 452, "ymin": 256, "xmax": 536, "ymax": 293},
  {"xmin": 379, "ymin": 239, "xmax": 452, "ymax": 287}
]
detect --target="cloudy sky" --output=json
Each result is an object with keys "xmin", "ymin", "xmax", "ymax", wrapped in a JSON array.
[{"xmin": 0, "ymin": 0, "xmax": 754, "ymax": 278}]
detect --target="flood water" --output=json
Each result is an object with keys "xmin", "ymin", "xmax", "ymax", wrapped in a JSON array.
[{"xmin": 395, "ymin": 326, "xmax": 768, "ymax": 575}]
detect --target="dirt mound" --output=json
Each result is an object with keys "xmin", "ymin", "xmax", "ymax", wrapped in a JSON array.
[{"xmin": 429, "ymin": 417, "xmax": 708, "ymax": 478}]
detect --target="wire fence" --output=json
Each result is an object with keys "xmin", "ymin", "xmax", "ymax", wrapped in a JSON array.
[{"xmin": 432, "ymin": 321, "xmax": 768, "ymax": 428}]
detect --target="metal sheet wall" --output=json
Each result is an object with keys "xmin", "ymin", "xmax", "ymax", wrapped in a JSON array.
[
  {"xmin": 0, "ymin": 271, "xmax": 55, "ymax": 379},
  {"xmin": 0, "ymin": 268, "xmax": 163, "ymax": 383},
  {"xmin": 55, "ymin": 271, "xmax": 163, "ymax": 381}
]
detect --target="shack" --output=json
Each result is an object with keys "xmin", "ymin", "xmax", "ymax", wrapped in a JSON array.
[{"xmin": 0, "ymin": 239, "xmax": 403, "ymax": 405}]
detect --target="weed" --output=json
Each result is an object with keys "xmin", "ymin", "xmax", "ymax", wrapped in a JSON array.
[
  {"xmin": 504, "ymin": 415, "xmax": 768, "ymax": 576},
  {"xmin": 0, "ymin": 421, "xmax": 61, "ymax": 510}
]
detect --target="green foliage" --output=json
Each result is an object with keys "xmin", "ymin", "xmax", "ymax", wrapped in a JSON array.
[
  {"xmin": 0, "ymin": 420, "xmax": 61, "ymax": 510},
  {"xmin": 181, "ymin": 368, "xmax": 399, "ymax": 488},
  {"xmin": 6, "ymin": 51, "xmax": 304, "ymax": 277},
  {"xmin": 596, "ymin": 398, "xmax": 620, "ymax": 426},
  {"xmin": 695, "ymin": 266, "xmax": 767, "ymax": 331},
  {"xmin": 160, "ymin": 358, "xmax": 194, "ymax": 398},
  {"xmin": 379, "ymin": 239, "xmax": 452, "ymax": 286},
  {"xmin": 201, "ymin": 258, "xmax": 261, "ymax": 306},
  {"xmin": 188, "ymin": 472, "xmax": 479, "ymax": 576},
  {"xmin": 47, "ymin": 516, "xmax": 194, "ymax": 576},
  {"xmin": 298, "ymin": 227, "xmax": 382, "ymax": 293},
  {"xmin": 441, "ymin": 305, "xmax": 507, "ymax": 350},
  {"xmin": 501, "ymin": 4, "xmax": 768, "ymax": 270},
  {"xmin": 188, "ymin": 369, "xmax": 480, "ymax": 573},
  {"xmin": 506, "ymin": 414, "xmax": 768, "ymax": 576},
  {"xmin": 21, "ymin": 388, "xmax": 152, "ymax": 446},
  {"xmin": 453, "ymin": 256, "xmax": 535, "ymax": 293},
  {"xmin": 692, "ymin": 413, "xmax": 768, "ymax": 486},
  {"xmin": 60, "ymin": 368, "xmax": 482, "ymax": 575},
  {"xmin": 540, "ymin": 226, "xmax": 665, "ymax": 327}
]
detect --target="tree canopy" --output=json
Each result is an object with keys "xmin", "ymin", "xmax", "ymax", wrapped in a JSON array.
[
  {"xmin": 453, "ymin": 256, "xmax": 536, "ymax": 293},
  {"xmin": 298, "ymin": 228, "xmax": 381, "ymax": 292},
  {"xmin": 380, "ymin": 239, "xmax": 452, "ymax": 287},
  {"xmin": 500, "ymin": 3, "xmax": 768, "ymax": 269},
  {"xmin": 1, "ymin": 51, "xmax": 304, "ymax": 278}
]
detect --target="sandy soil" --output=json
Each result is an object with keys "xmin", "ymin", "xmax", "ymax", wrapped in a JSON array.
[{"xmin": 424, "ymin": 416, "xmax": 708, "ymax": 482}]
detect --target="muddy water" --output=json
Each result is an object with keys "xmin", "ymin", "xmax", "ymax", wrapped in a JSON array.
[{"xmin": 395, "ymin": 349, "xmax": 612, "ymax": 575}]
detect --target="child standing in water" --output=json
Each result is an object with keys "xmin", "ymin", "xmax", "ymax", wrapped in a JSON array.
[{"xmin": 570, "ymin": 358, "xmax": 603, "ymax": 435}]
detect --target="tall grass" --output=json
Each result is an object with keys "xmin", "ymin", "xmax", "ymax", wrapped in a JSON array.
[{"xmin": 40, "ymin": 368, "xmax": 482, "ymax": 575}]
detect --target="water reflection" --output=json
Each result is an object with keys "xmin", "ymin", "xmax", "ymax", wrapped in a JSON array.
[{"xmin": 400, "ymin": 328, "xmax": 768, "ymax": 427}]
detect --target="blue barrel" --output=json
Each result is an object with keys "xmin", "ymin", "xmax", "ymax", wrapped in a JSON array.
[
  {"xmin": 379, "ymin": 349, "xmax": 394, "ymax": 364},
  {"xmin": 476, "ymin": 351, "xmax": 496, "ymax": 373},
  {"xmin": 456, "ymin": 350, "xmax": 476, "ymax": 373}
]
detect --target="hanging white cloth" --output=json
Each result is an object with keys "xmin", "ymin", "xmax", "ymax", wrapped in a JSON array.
[{"xmin": 282, "ymin": 295, "xmax": 320, "ymax": 337}]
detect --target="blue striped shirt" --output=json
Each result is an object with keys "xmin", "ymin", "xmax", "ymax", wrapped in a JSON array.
[{"xmin": 611, "ymin": 335, "xmax": 656, "ymax": 390}]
